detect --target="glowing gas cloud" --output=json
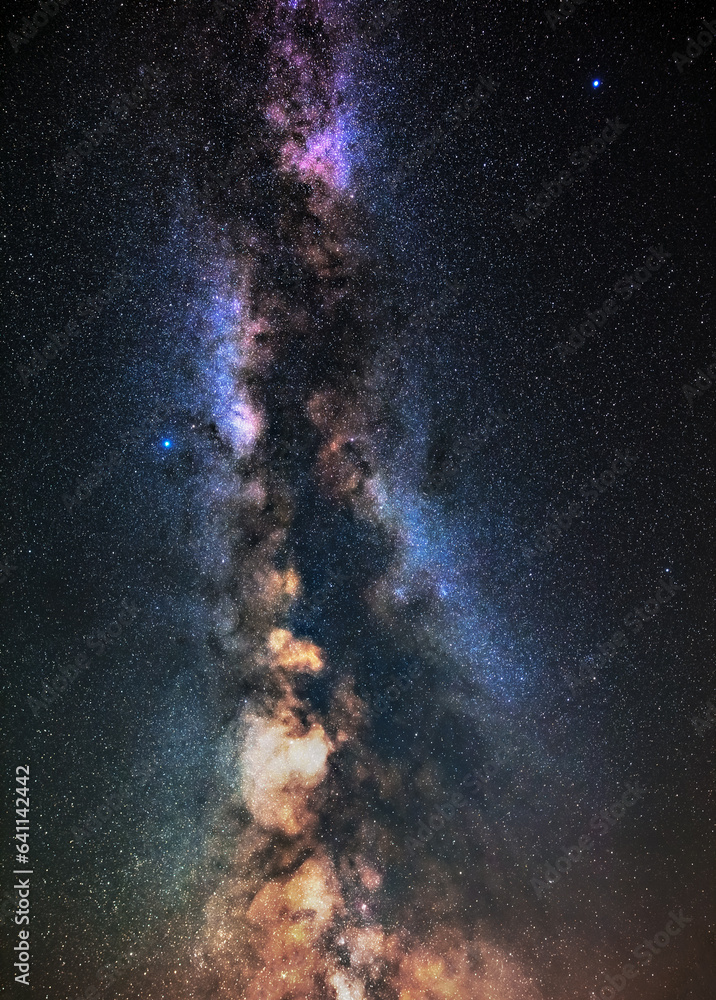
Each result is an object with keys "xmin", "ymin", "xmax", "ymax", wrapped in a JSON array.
[{"xmin": 167, "ymin": 4, "xmax": 544, "ymax": 1000}]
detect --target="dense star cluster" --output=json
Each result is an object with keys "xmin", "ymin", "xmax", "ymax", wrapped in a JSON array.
[{"xmin": 1, "ymin": 2, "xmax": 715, "ymax": 1000}]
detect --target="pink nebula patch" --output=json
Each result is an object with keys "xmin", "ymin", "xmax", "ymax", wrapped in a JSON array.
[{"xmin": 282, "ymin": 121, "xmax": 351, "ymax": 190}]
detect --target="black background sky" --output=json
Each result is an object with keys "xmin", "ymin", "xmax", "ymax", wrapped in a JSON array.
[{"xmin": 2, "ymin": 1, "xmax": 715, "ymax": 999}]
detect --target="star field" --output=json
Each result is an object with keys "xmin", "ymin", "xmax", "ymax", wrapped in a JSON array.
[{"xmin": 1, "ymin": 2, "xmax": 715, "ymax": 1000}]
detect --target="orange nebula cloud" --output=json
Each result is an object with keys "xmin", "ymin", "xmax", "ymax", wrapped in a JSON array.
[
  {"xmin": 328, "ymin": 968, "xmax": 368, "ymax": 1000},
  {"xmin": 268, "ymin": 628, "xmax": 324, "ymax": 674},
  {"xmin": 243, "ymin": 853, "xmax": 346, "ymax": 1000},
  {"xmin": 356, "ymin": 858, "xmax": 383, "ymax": 891},
  {"xmin": 240, "ymin": 711, "xmax": 333, "ymax": 835},
  {"xmin": 247, "ymin": 851, "xmax": 345, "ymax": 941},
  {"xmin": 344, "ymin": 925, "xmax": 388, "ymax": 969}
]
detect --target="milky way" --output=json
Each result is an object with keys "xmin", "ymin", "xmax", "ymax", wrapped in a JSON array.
[
  {"xmin": 168, "ymin": 4, "xmax": 542, "ymax": 996},
  {"xmin": 3, "ymin": 1, "xmax": 715, "ymax": 999}
]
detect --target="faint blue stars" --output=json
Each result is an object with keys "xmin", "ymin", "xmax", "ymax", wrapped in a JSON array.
[
  {"xmin": 592, "ymin": 79, "xmax": 601, "ymax": 88},
  {"xmin": 162, "ymin": 439, "xmax": 173, "ymax": 449}
]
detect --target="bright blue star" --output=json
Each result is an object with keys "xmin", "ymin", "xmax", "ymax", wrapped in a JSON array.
[
  {"xmin": 592, "ymin": 79, "xmax": 601, "ymax": 88},
  {"xmin": 162, "ymin": 439, "xmax": 172, "ymax": 449}
]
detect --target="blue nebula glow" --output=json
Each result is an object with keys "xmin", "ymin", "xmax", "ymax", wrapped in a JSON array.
[
  {"xmin": 592, "ymin": 79, "xmax": 601, "ymax": 88},
  {"xmin": 374, "ymin": 486, "xmax": 535, "ymax": 704},
  {"xmin": 162, "ymin": 439, "xmax": 173, "ymax": 449}
]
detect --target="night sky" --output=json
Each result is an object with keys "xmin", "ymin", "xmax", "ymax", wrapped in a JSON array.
[{"xmin": 2, "ymin": 1, "xmax": 715, "ymax": 999}]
